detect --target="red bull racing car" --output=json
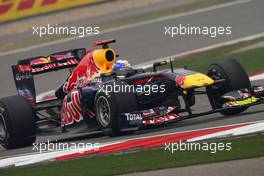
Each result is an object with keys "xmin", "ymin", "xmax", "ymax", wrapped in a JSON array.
[{"xmin": 0, "ymin": 39, "xmax": 264, "ymax": 149}]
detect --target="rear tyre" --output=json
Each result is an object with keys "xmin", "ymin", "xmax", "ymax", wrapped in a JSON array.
[
  {"xmin": 95, "ymin": 81, "xmax": 137, "ymax": 136},
  {"xmin": 207, "ymin": 59, "xmax": 251, "ymax": 116},
  {"xmin": 0, "ymin": 95, "xmax": 36, "ymax": 149}
]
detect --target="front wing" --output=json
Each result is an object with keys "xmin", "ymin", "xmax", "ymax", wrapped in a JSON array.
[{"xmin": 119, "ymin": 85, "xmax": 264, "ymax": 129}]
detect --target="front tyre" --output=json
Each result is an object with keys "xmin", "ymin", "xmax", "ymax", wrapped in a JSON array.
[
  {"xmin": 0, "ymin": 96, "xmax": 36, "ymax": 149},
  {"xmin": 94, "ymin": 81, "xmax": 137, "ymax": 136},
  {"xmin": 207, "ymin": 59, "xmax": 251, "ymax": 116}
]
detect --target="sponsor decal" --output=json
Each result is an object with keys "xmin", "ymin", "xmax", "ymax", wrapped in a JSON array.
[
  {"xmin": 0, "ymin": 0, "xmax": 105, "ymax": 22},
  {"xmin": 63, "ymin": 52, "xmax": 100, "ymax": 93},
  {"xmin": 17, "ymin": 64, "xmax": 32, "ymax": 73},
  {"xmin": 17, "ymin": 88, "xmax": 35, "ymax": 107},
  {"xmin": 15, "ymin": 73, "xmax": 32, "ymax": 81},
  {"xmin": 32, "ymin": 59, "xmax": 78, "ymax": 73},
  {"xmin": 175, "ymin": 75, "xmax": 185, "ymax": 86},
  {"xmin": 61, "ymin": 90, "xmax": 83, "ymax": 126},
  {"xmin": 254, "ymin": 86, "xmax": 264, "ymax": 92},
  {"xmin": 124, "ymin": 113, "xmax": 142, "ymax": 121},
  {"xmin": 53, "ymin": 52, "xmax": 74, "ymax": 60},
  {"xmin": 143, "ymin": 113, "xmax": 179, "ymax": 125},
  {"xmin": 17, "ymin": 0, "xmax": 35, "ymax": 11}
]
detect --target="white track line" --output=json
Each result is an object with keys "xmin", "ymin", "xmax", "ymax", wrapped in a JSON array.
[
  {"xmin": 250, "ymin": 72, "xmax": 264, "ymax": 81},
  {"xmin": 189, "ymin": 121, "xmax": 264, "ymax": 142},
  {"xmin": 0, "ymin": 0, "xmax": 251, "ymax": 56},
  {"xmin": 2, "ymin": 119, "xmax": 262, "ymax": 159},
  {"xmin": 0, "ymin": 120, "xmax": 262, "ymax": 168}
]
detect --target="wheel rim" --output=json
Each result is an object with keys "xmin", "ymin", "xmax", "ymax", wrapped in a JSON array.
[
  {"xmin": 96, "ymin": 96, "xmax": 111, "ymax": 128},
  {"xmin": 0, "ymin": 111, "xmax": 7, "ymax": 141}
]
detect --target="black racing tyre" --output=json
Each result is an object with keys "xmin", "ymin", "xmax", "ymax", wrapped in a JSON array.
[
  {"xmin": 207, "ymin": 58, "xmax": 251, "ymax": 116},
  {"xmin": 0, "ymin": 95, "xmax": 36, "ymax": 149},
  {"xmin": 94, "ymin": 81, "xmax": 137, "ymax": 136}
]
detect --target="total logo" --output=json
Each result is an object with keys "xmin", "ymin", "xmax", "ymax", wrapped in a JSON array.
[{"xmin": 124, "ymin": 113, "xmax": 142, "ymax": 121}]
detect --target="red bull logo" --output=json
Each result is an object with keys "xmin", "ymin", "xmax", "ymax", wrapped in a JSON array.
[
  {"xmin": 62, "ymin": 51, "xmax": 101, "ymax": 93},
  {"xmin": 61, "ymin": 90, "xmax": 82, "ymax": 126},
  {"xmin": 31, "ymin": 57, "xmax": 52, "ymax": 66},
  {"xmin": 62, "ymin": 48, "xmax": 116, "ymax": 93}
]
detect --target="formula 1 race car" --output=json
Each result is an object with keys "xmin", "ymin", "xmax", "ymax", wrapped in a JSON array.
[{"xmin": 0, "ymin": 39, "xmax": 264, "ymax": 149}]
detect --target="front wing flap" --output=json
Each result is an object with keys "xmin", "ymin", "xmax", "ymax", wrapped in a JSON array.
[
  {"xmin": 120, "ymin": 106, "xmax": 181, "ymax": 128},
  {"xmin": 222, "ymin": 86, "xmax": 264, "ymax": 108}
]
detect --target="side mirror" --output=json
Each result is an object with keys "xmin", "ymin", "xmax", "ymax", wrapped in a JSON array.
[{"xmin": 153, "ymin": 60, "xmax": 167, "ymax": 72}]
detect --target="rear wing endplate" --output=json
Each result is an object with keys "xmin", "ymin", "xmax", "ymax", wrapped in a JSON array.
[{"xmin": 11, "ymin": 48, "xmax": 86, "ymax": 106}]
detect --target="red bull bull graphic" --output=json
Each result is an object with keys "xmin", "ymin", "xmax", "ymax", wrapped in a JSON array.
[
  {"xmin": 62, "ymin": 51, "xmax": 101, "ymax": 94},
  {"xmin": 61, "ymin": 90, "xmax": 82, "ymax": 126},
  {"xmin": 61, "ymin": 46, "xmax": 116, "ymax": 126}
]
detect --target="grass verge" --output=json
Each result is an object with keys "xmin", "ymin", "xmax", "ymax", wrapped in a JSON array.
[
  {"xmin": 0, "ymin": 134, "xmax": 264, "ymax": 176},
  {"xmin": 0, "ymin": 0, "xmax": 235, "ymax": 52},
  {"xmin": 147, "ymin": 37, "xmax": 264, "ymax": 75}
]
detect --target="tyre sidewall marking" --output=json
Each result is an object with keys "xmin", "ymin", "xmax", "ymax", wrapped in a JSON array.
[
  {"xmin": 0, "ymin": 105, "xmax": 7, "ymax": 142},
  {"xmin": 96, "ymin": 95, "xmax": 112, "ymax": 128}
]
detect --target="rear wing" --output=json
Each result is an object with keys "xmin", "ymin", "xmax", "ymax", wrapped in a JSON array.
[{"xmin": 11, "ymin": 48, "xmax": 86, "ymax": 106}]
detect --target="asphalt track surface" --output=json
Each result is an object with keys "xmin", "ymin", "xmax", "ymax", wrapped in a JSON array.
[{"xmin": 0, "ymin": 0, "xmax": 264, "ymax": 157}]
